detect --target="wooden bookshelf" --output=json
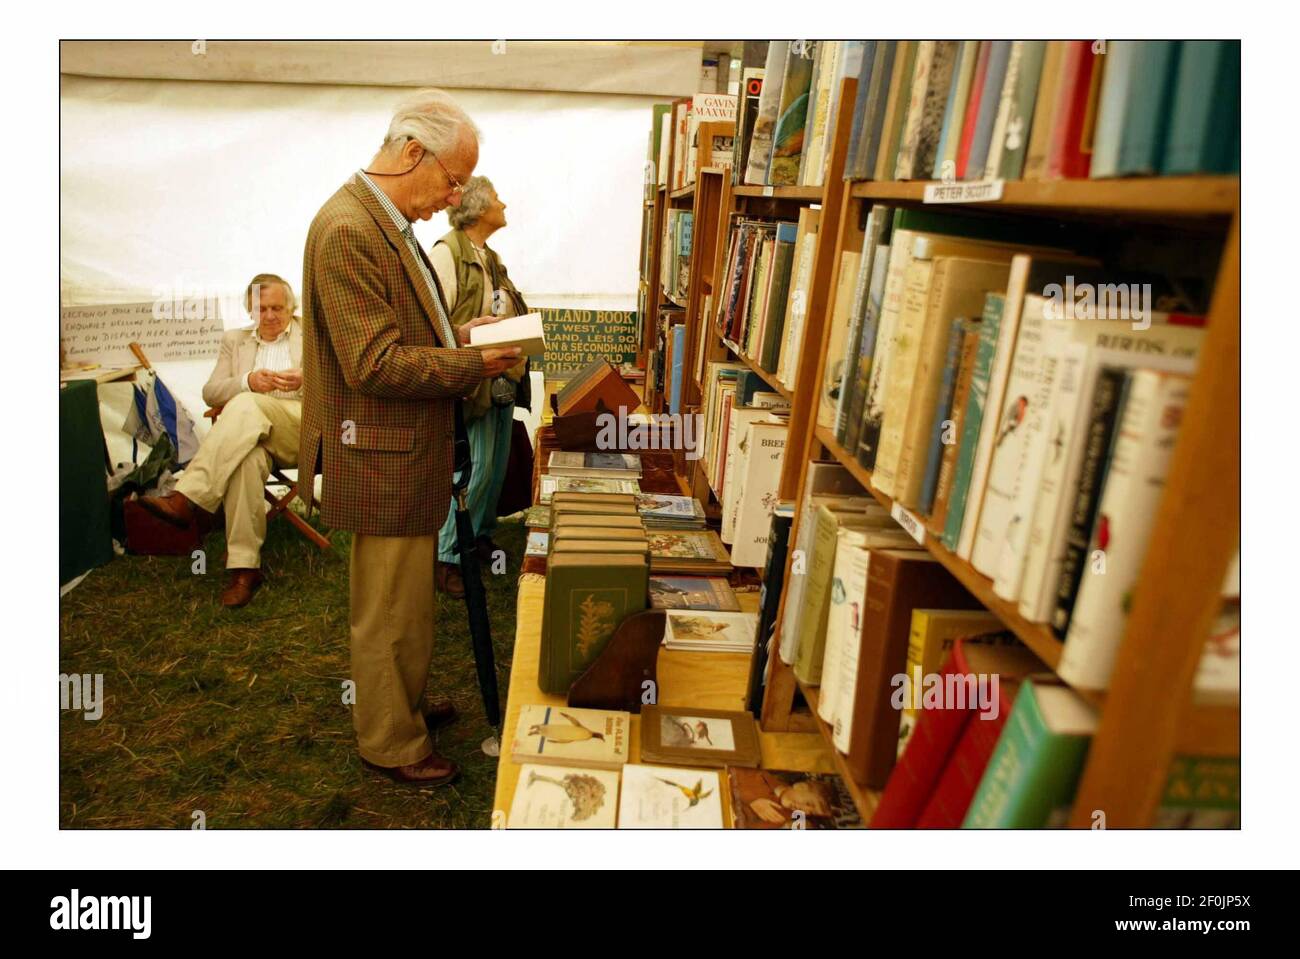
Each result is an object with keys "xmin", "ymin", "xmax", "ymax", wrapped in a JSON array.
[
  {"xmin": 749, "ymin": 74, "xmax": 1239, "ymax": 828},
  {"xmin": 796, "ymin": 680, "xmax": 880, "ymax": 822},
  {"xmin": 851, "ymin": 174, "xmax": 1239, "ymax": 218},
  {"xmin": 733, "ymin": 183, "xmax": 825, "ymax": 201}
]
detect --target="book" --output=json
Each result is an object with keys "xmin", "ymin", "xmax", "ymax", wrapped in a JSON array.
[
  {"xmin": 1115, "ymin": 41, "xmax": 1181, "ymax": 177},
  {"xmin": 842, "ymin": 213, "xmax": 894, "ymax": 455},
  {"xmin": 546, "ymin": 451, "xmax": 642, "ymax": 479},
  {"xmin": 817, "ymin": 250, "xmax": 864, "ymax": 433},
  {"xmin": 1059, "ymin": 370, "xmax": 1192, "ymax": 689},
  {"xmin": 759, "ymin": 221, "xmax": 799, "ymax": 372},
  {"xmin": 668, "ymin": 323, "xmax": 687, "ymax": 414},
  {"xmin": 856, "ymin": 40, "xmax": 898, "ymax": 180},
  {"xmin": 875, "ymin": 41, "xmax": 917, "ymax": 181},
  {"xmin": 646, "ymin": 529, "xmax": 732, "ymax": 575},
  {"xmin": 663, "ymin": 610, "xmax": 757, "ymax": 653},
  {"xmin": 1090, "ymin": 40, "xmax": 1141, "ymax": 179},
  {"xmin": 954, "ymin": 41, "xmax": 993, "ymax": 179},
  {"xmin": 648, "ymin": 575, "xmax": 739, "ymax": 612},
  {"xmin": 539, "ymin": 475, "xmax": 641, "ymax": 504},
  {"xmin": 1162, "ymin": 41, "xmax": 1240, "ymax": 175},
  {"xmin": 992, "ymin": 40, "xmax": 1048, "ymax": 180},
  {"xmin": 1022, "ymin": 40, "xmax": 1067, "ymax": 180},
  {"xmin": 962, "ymin": 40, "xmax": 1011, "ymax": 180},
  {"xmin": 733, "ymin": 64, "xmax": 767, "ymax": 185},
  {"xmin": 728, "ymin": 768, "xmax": 862, "ymax": 829},
  {"xmin": 617, "ymin": 764, "xmax": 723, "ymax": 829},
  {"xmin": 963, "ymin": 680, "xmax": 1098, "ymax": 828},
  {"xmin": 729, "ymin": 418, "xmax": 788, "ymax": 568},
  {"xmin": 510, "ymin": 705, "xmax": 631, "ymax": 770},
  {"xmin": 1156, "ymin": 756, "xmax": 1240, "ymax": 829},
  {"xmin": 895, "ymin": 41, "xmax": 958, "ymax": 180},
  {"xmin": 871, "ymin": 639, "xmax": 1045, "ymax": 826},
  {"xmin": 639, "ymin": 706, "xmax": 761, "ymax": 769},
  {"xmin": 841, "ymin": 550, "xmax": 982, "ymax": 786},
  {"xmin": 933, "ymin": 40, "xmax": 979, "ymax": 180},
  {"xmin": 1046, "ymin": 40, "xmax": 1103, "ymax": 179},
  {"xmin": 744, "ymin": 41, "xmax": 789, "ymax": 185},
  {"xmin": 926, "ymin": 319, "xmax": 981, "ymax": 536},
  {"xmin": 747, "ymin": 501, "xmax": 794, "ymax": 717},
  {"xmin": 916, "ymin": 318, "xmax": 968, "ymax": 516},
  {"xmin": 896, "ymin": 608, "xmax": 1006, "ymax": 757},
  {"xmin": 769, "ymin": 42, "xmax": 817, "ymax": 185},
  {"xmin": 776, "ymin": 207, "xmax": 821, "ymax": 388},
  {"xmin": 636, "ymin": 493, "xmax": 707, "ymax": 530},
  {"xmin": 508, "ymin": 764, "xmax": 620, "ymax": 828},
  {"xmin": 538, "ymin": 553, "xmax": 649, "ymax": 695},
  {"xmin": 468, "ymin": 311, "xmax": 545, "ymax": 356}
]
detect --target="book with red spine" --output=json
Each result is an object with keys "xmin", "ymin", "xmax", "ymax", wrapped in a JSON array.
[
  {"xmin": 954, "ymin": 41, "xmax": 992, "ymax": 180},
  {"xmin": 1046, "ymin": 42, "xmax": 1102, "ymax": 179}
]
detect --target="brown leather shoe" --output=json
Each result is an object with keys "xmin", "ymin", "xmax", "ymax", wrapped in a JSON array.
[
  {"xmin": 220, "ymin": 568, "xmax": 264, "ymax": 607},
  {"xmin": 362, "ymin": 751, "xmax": 460, "ymax": 786},
  {"xmin": 422, "ymin": 699, "xmax": 458, "ymax": 730},
  {"xmin": 139, "ymin": 490, "xmax": 211, "ymax": 529},
  {"xmin": 436, "ymin": 562, "xmax": 465, "ymax": 599}
]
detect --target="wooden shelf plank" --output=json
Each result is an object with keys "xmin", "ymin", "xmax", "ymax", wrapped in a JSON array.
[
  {"xmin": 733, "ymin": 184, "xmax": 825, "ymax": 201},
  {"xmin": 850, "ymin": 175, "xmax": 1238, "ymax": 217},
  {"xmin": 670, "ymin": 183, "xmax": 695, "ymax": 200},
  {"xmin": 719, "ymin": 335, "xmax": 794, "ymax": 402},
  {"xmin": 796, "ymin": 680, "xmax": 880, "ymax": 823}
]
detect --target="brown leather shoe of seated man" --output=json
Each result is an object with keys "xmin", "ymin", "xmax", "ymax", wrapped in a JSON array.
[
  {"xmin": 139, "ymin": 490, "xmax": 212, "ymax": 529},
  {"xmin": 435, "ymin": 561, "xmax": 465, "ymax": 599},
  {"xmin": 220, "ymin": 568, "xmax": 264, "ymax": 607},
  {"xmin": 362, "ymin": 751, "xmax": 459, "ymax": 786}
]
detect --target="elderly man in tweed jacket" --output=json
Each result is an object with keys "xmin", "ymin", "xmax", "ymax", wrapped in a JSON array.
[{"xmin": 299, "ymin": 89, "xmax": 520, "ymax": 786}]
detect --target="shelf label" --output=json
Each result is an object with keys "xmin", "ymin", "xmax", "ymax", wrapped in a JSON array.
[
  {"xmin": 762, "ymin": 185, "xmax": 774, "ymax": 197},
  {"xmin": 923, "ymin": 180, "xmax": 1005, "ymax": 204},
  {"xmin": 890, "ymin": 501, "xmax": 926, "ymax": 546}
]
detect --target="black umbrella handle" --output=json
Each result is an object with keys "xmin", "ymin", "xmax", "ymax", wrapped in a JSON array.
[{"xmin": 452, "ymin": 399, "xmax": 473, "ymax": 497}]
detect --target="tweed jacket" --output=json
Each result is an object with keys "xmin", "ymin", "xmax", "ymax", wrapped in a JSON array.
[
  {"xmin": 297, "ymin": 174, "xmax": 485, "ymax": 536},
  {"xmin": 201, "ymin": 322, "xmax": 304, "ymax": 408}
]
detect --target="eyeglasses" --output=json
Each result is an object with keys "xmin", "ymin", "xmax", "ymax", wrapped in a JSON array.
[{"xmin": 427, "ymin": 149, "xmax": 464, "ymax": 196}]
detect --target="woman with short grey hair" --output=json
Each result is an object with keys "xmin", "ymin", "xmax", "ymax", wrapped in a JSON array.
[{"xmin": 429, "ymin": 176, "xmax": 529, "ymax": 597}]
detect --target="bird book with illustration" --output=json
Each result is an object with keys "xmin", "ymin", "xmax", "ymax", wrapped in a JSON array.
[
  {"xmin": 617, "ymin": 764, "xmax": 724, "ymax": 829},
  {"xmin": 639, "ymin": 705, "xmax": 761, "ymax": 769},
  {"xmin": 511, "ymin": 705, "xmax": 631, "ymax": 771},
  {"xmin": 663, "ymin": 609, "xmax": 758, "ymax": 652},
  {"xmin": 648, "ymin": 575, "xmax": 740, "ymax": 611},
  {"xmin": 508, "ymin": 764, "xmax": 620, "ymax": 829}
]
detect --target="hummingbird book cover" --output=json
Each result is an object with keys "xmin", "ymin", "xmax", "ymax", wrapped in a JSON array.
[{"xmin": 617, "ymin": 764, "xmax": 724, "ymax": 829}]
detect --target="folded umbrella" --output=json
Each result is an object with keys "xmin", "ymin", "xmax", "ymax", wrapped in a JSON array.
[{"xmin": 451, "ymin": 401, "xmax": 503, "ymax": 756}]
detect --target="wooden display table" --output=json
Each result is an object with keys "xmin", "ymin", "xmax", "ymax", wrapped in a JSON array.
[{"xmin": 491, "ymin": 574, "xmax": 834, "ymax": 826}]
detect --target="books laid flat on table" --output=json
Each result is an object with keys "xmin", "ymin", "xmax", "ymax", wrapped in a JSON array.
[
  {"xmin": 645, "ymin": 529, "xmax": 732, "ymax": 575},
  {"xmin": 467, "ymin": 312, "xmax": 545, "ymax": 356},
  {"xmin": 547, "ymin": 451, "xmax": 643, "ymax": 479},
  {"xmin": 648, "ymin": 575, "xmax": 740, "ymax": 611},
  {"xmin": 635, "ymin": 493, "xmax": 707, "ymax": 529},
  {"xmin": 539, "ymin": 475, "xmax": 641, "ymax": 504},
  {"xmin": 728, "ymin": 768, "xmax": 863, "ymax": 829},
  {"xmin": 663, "ymin": 610, "xmax": 757, "ymax": 652},
  {"xmin": 510, "ymin": 705, "xmax": 631, "ymax": 771},
  {"xmin": 525, "ymin": 531, "xmax": 549, "ymax": 557},
  {"xmin": 617, "ymin": 764, "xmax": 724, "ymax": 828},
  {"xmin": 639, "ymin": 705, "xmax": 761, "ymax": 769},
  {"xmin": 508, "ymin": 764, "xmax": 620, "ymax": 829}
]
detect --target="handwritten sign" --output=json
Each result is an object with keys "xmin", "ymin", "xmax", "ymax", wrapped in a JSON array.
[
  {"xmin": 535, "ymin": 308, "xmax": 638, "ymax": 375},
  {"xmin": 60, "ymin": 302, "xmax": 225, "ymax": 366}
]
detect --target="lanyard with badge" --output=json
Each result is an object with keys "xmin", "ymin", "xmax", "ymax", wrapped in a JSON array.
[{"xmin": 481, "ymin": 249, "xmax": 518, "ymax": 408}]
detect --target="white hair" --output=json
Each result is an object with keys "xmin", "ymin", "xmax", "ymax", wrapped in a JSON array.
[
  {"xmin": 447, "ymin": 176, "xmax": 496, "ymax": 230},
  {"xmin": 383, "ymin": 88, "xmax": 480, "ymax": 157}
]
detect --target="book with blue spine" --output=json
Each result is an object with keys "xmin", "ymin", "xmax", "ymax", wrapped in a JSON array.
[
  {"xmin": 1116, "ymin": 41, "xmax": 1182, "ymax": 176},
  {"xmin": 1162, "ymin": 40, "xmax": 1240, "ymax": 175},
  {"xmin": 668, "ymin": 323, "xmax": 687, "ymax": 415},
  {"xmin": 1089, "ymin": 41, "xmax": 1140, "ymax": 178},
  {"xmin": 963, "ymin": 40, "xmax": 1011, "ymax": 180}
]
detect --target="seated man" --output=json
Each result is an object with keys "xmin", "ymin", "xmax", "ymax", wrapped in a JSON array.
[{"xmin": 141, "ymin": 273, "xmax": 304, "ymax": 607}]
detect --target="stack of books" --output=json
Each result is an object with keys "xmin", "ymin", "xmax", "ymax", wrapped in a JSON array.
[
  {"xmin": 635, "ymin": 493, "xmax": 707, "ymax": 530},
  {"xmin": 538, "ymin": 494, "xmax": 650, "ymax": 695},
  {"xmin": 547, "ymin": 451, "xmax": 643, "ymax": 481},
  {"xmin": 539, "ymin": 474, "xmax": 641, "ymax": 504},
  {"xmin": 645, "ymin": 529, "xmax": 732, "ymax": 576},
  {"xmin": 663, "ymin": 610, "xmax": 758, "ymax": 653}
]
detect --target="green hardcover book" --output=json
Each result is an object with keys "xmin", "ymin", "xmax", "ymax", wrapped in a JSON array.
[
  {"xmin": 759, "ymin": 221, "xmax": 799, "ymax": 372},
  {"xmin": 1115, "ymin": 41, "xmax": 1182, "ymax": 176},
  {"xmin": 791, "ymin": 506, "xmax": 842, "ymax": 685},
  {"xmin": 963, "ymin": 680, "xmax": 1098, "ymax": 828},
  {"xmin": 995, "ymin": 40, "xmax": 1048, "ymax": 180},
  {"xmin": 941, "ymin": 292, "xmax": 1004, "ymax": 551},
  {"xmin": 1161, "ymin": 41, "xmax": 1240, "ymax": 175},
  {"xmin": 539, "ymin": 554, "xmax": 648, "ymax": 695},
  {"xmin": 1156, "ymin": 756, "xmax": 1240, "ymax": 829}
]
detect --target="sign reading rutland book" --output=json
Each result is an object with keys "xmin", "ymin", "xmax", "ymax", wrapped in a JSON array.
[{"xmin": 536, "ymin": 308, "xmax": 638, "ymax": 374}]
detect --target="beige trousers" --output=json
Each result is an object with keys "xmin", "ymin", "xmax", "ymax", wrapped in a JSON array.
[
  {"xmin": 176, "ymin": 392, "xmax": 301, "ymax": 569},
  {"xmin": 349, "ymin": 532, "xmax": 440, "ymax": 766}
]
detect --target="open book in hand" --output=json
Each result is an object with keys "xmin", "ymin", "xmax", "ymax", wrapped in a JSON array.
[{"xmin": 467, "ymin": 312, "xmax": 546, "ymax": 356}]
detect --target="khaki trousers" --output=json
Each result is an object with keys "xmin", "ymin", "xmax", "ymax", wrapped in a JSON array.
[
  {"xmin": 176, "ymin": 392, "xmax": 301, "ymax": 569},
  {"xmin": 349, "ymin": 532, "xmax": 439, "ymax": 766}
]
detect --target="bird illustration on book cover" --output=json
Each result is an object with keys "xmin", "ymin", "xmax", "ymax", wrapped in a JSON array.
[
  {"xmin": 995, "ymin": 395, "xmax": 1029, "ymax": 447},
  {"xmin": 529, "ymin": 710, "xmax": 605, "ymax": 745},
  {"xmin": 672, "ymin": 615, "xmax": 732, "ymax": 640},
  {"xmin": 656, "ymin": 777, "xmax": 714, "ymax": 807}
]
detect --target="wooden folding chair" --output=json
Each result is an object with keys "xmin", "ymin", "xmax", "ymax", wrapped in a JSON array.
[{"xmin": 203, "ymin": 404, "xmax": 331, "ymax": 551}]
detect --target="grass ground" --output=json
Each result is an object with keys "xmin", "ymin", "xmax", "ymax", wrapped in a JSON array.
[{"xmin": 59, "ymin": 511, "xmax": 525, "ymax": 829}]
